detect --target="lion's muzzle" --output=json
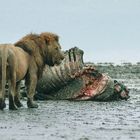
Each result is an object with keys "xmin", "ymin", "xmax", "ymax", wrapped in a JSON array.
[{"xmin": 54, "ymin": 51, "xmax": 65, "ymax": 65}]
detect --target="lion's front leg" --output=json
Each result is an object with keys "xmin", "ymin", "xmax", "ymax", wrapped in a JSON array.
[{"xmin": 26, "ymin": 74, "xmax": 38, "ymax": 108}]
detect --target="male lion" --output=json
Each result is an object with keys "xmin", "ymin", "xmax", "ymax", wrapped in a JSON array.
[{"xmin": 0, "ymin": 32, "xmax": 64, "ymax": 110}]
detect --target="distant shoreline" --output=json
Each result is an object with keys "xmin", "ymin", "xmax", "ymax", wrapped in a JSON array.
[{"xmin": 85, "ymin": 62, "xmax": 140, "ymax": 66}]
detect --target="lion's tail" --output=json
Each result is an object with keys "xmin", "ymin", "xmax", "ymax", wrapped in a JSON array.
[{"xmin": 1, "ymin": 47, "xmax": 8, "ymax": 98}]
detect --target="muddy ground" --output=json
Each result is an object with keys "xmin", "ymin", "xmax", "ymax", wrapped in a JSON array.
[{"xmin": 0, "ymin": 65, "xmax": 140, "ymax": 140}]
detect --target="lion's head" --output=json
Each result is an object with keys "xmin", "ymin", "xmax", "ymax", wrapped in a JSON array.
[{"xmin": 40, "ymin": 32, "xmax": 65, "ymax": 66}]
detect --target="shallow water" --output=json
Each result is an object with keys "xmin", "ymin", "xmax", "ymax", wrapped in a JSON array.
[{"xmin": 0, "ymin": 78, "xmax": 140, "ymax": 140}]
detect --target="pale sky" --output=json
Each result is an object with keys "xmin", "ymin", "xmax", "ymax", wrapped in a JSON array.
[{"xmin": 0, "ymin": 0, "xmax": 140, "ymax": 64}]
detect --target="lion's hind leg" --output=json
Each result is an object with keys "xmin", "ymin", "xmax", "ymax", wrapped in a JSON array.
[
  {"xmin": 8, "ymin": 78, "xmax": 18, "ymax": 110},
  {"xmin": 8, "ymin": 54, "xmax": 18, "ymax": 110}
]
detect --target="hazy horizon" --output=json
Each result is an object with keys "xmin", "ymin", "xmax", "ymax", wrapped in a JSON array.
[{"xmin": 0, "ymin": 0, "xmax": 140, "ymax": 64}]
